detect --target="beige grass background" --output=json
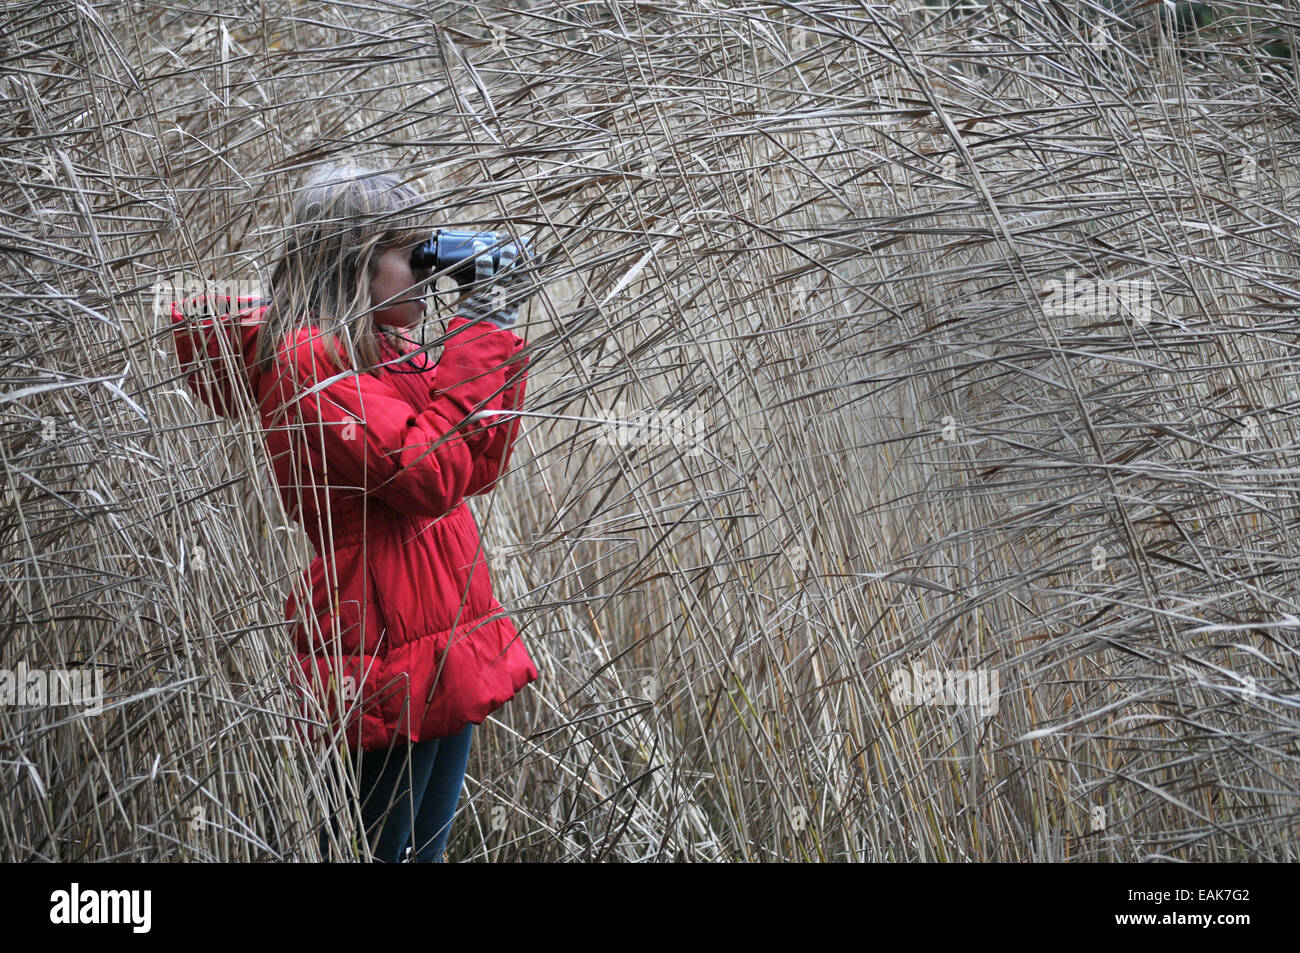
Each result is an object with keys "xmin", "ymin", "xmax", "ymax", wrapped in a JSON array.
[{"xmin": 2, "ymin": 0, "xmax": 1298, "ymax": 860}]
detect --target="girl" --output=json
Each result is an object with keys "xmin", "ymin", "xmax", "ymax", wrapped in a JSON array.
[{"xmin": 169, "ymin": 163, "xmax": 539, "ymax": 862}]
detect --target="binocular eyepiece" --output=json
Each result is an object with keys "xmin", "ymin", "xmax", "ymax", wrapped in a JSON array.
[{"xmin": 410, "ymin": 229, "xmax": 531, "ymax": 289}]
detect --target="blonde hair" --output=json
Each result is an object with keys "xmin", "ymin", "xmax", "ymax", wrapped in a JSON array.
[{"xmin": 254, "ymin": 163, "xmax": 430, "ymax": 378}]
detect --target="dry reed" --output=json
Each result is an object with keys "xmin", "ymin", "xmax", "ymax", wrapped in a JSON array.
[{"xmin": 1, "ymin": 0, "xmax": 1298, "ymax": 861}]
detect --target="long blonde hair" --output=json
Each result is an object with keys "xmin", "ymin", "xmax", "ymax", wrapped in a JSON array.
[{"xmin": 253, "ymin": 163, "xmax": 430, "ymax": 379}]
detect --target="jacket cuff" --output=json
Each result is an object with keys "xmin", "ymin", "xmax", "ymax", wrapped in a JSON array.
[{"xmin": 447, "ymin": 313, "xmax": 527, "ymax": 347}]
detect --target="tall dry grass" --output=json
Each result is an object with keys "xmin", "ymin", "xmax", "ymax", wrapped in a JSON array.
[{"xmin": 1, "ymin": 0, "xmax": 1298, "ymax": 861}]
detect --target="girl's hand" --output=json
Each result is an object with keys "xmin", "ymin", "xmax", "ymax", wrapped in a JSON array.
[{"xmin": 457, "ymin": 237, "xmax": 536, "ymax": 330}]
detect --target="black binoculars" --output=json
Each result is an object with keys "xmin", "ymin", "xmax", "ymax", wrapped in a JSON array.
[{"xmin": 410, "ymin": 229, "xmax": 531, "ymax": 289}]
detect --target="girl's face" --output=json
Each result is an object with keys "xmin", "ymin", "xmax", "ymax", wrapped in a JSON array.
[{"xmin": 370, "ymin": 244, "xmax": 432, "ymax": 329}]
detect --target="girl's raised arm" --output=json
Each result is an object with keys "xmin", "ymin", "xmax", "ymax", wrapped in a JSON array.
[
  {"xmin": 266, "ymin": 315, "xmax": 518, "ymax": 519},
  {"xmin": 460, "ymin": 332, "xmax": 528, "ymax": 497}
]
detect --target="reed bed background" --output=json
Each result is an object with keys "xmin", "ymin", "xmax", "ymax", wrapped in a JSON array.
[{"xmin": 2, "ymin": 0, "xmax": 1298, "ymax": 861}]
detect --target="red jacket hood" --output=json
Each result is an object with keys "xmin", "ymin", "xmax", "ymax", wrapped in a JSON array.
[{"xmin": 169, "ymin": 294, "xmax": 269, "ymax": 419}]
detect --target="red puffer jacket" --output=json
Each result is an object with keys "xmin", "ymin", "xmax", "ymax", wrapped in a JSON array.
[{"xmin": 168, "ymin": 294, "xmax": 537, "ymax": 751}]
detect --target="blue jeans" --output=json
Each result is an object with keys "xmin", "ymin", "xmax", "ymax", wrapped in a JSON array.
[{"xmin": 322, "ymin": 722, "xmax": 474, "ymax": 863}]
